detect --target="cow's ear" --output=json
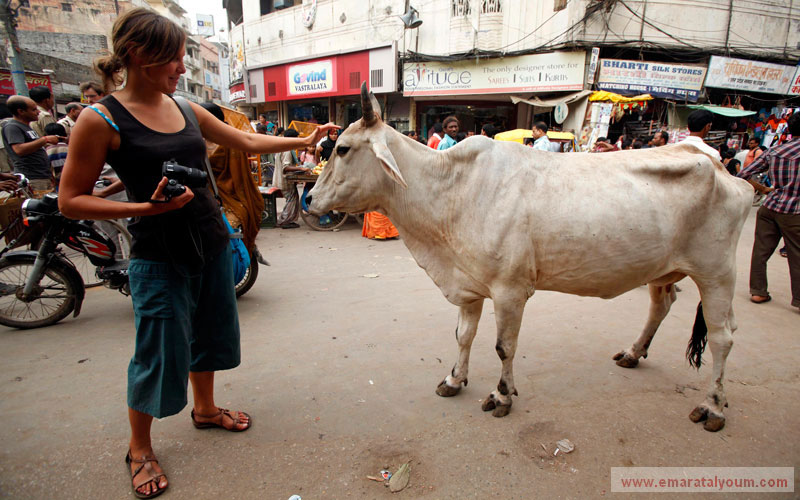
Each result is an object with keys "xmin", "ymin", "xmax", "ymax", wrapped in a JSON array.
[{"xmin": 372, "ymin": 141, "xmax": 407, "ymax": 188}]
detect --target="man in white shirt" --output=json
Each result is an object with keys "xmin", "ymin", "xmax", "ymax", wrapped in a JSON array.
[
  {"xmin": 679, "ymin": 109, "xmax": 721, "ymax": 161},
  {"xmin": 531, "ymin": 121, "xmax": 551, "ymax": 151},
  {"xmin": 57, "ymin": 103, "xmax": 83, "ymax": 138}
]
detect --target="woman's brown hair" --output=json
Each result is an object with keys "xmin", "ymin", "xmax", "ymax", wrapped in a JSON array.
[{"xmin": 94, "ymin": 7, "xmax": 186, "ymax": 93}]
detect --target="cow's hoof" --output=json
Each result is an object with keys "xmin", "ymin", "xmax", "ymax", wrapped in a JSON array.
[
  {"xmin": 613, "ymin": 351, "xmax": 639, "ymax": 368},
  {"xmin": 703, "ymin": 413, "xmax": 726, "ymax": 432},
  {"xmin": 492, "ymin": 404, "xmax": 511, "ymax": 418},
  {"xmin": 689, "ymin": 406, "xmax": 708, "ymax": 423},
  {"xmin": 481, "ymin": 397, "xmax": 496, "ymax": 412},
  {"xmin": 436, "ymin": 380, "xmax": 461, "ymax": 397}
]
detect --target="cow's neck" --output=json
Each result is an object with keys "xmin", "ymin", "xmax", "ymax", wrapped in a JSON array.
[{"xmin": 378, "ymin": 133, "xmax": 462, "ymax": 268}]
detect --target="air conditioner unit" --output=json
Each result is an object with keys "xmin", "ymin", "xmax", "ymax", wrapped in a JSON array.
[{"xmin": 274, "ymin": 0, "xmax": 293, "ymax": 9}]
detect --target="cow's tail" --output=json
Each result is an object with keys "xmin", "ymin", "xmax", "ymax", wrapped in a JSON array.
[{"xmin": 686, "ymin": 301, "xmax": 708, "ymax": 369}]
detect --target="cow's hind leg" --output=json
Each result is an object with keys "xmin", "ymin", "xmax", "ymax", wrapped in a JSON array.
[
  {"xmin": 614, "ymin": 283, "xmax": 678, "ymax": 368},
  {"xmin": 436, "ymin": 299, "xmax": 484, "ymax": 397},
  {"xmin": 482, "ymin": 294, "xmax": 525, "ymax": 418},
  {"xmin": 688, "ymin": 276, "xmax": 735, "ymax": 432}
]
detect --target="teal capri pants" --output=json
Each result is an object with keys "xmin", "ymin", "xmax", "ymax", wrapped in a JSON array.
[{"xmin": 127, "ymin": 245, "xmax": 240, "ymax": 418}]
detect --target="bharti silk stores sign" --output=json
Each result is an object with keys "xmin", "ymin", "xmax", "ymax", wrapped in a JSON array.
[
  {"xmin": 402, "ymin": 51, "xmax": 585, "ymax": 96},
  {"xmin": 288, "ymin": 60, "xmax": 334, "ymax": 96}
]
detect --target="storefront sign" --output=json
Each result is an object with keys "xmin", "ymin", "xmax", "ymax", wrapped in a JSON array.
[
  {"xmin": 0, "ymin": 70, "xmax": 52, "ymax": 96},
  {"xmin": 705, "ymin": 56, "xmax": 794, "ymax": 95},
  {"xmin": 587, "ymin": 47, "xmax": 600, "ymax": 85},
  {"xmin": 288, "ymin": 60, "xmax": 334, "ymax": 96},
  {"xmin": 402, "ymin": 51, "xmax": 585, "ymax": 96},
  {"xmin": 786, "ymin": 66, "xmax": 800, "ymax": 95},
  {"xmin": 597, "ymin": 59, "xmax": 706, "ymax": 102},
  {"xmin": 229, "ymin": 82, "xmax": 246, "ymax": 103}
]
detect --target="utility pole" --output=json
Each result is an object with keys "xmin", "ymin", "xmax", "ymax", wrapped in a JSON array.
[{"xmin": 1, "ymin": 0, "xmax": 29, "ymax": 96}]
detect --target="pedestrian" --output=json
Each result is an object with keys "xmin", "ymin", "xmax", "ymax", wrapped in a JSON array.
[
  {"xmin": 57, "ymin": 8, "xmax": 338, "ymax": 498},
  {"xmin": 592, "ymin": 136, "xmax": 619, "ymax": 152},
  {"xmin": 1, "ymin": 95, "xmax": 59, "ymax": 196},
  {"xmin": 480, "ymin": 123, "xmax": 496, "ymax": 139},
  {"xmin": 427, "ymin": 122, "xmax": 443, "ymax": 149},
  {"xmin": 531, "ymin": 121, "xmax": 551, "ymax": 151},
  {"xmin": 679, "ymin": 109, "xmax": 720, "ymax": 160},
  {"xmin": 28, "ymin": 85, "xmax": 57, "ymax": 138},
  {"xmin": 437, "ymin": 116, "xmax": 460, "ymax": 151},
  {"xmin": 57, "ymin": 102, "xmax": 83, "ymax": 139},
  {"xmin": 80, "ymin": 81, "xmax": 106, "ymax": 104},
  {"xmin": 316, "ymin": 128, "xmax": 339, "ymax": 162},
  {"xmin": 43, "ymin": 122, "xmax": 68, "ymax": 188},
  {"xmin": 736, "ymin": 112, "xmax": 800, "ymax": 309},
  {"xmin": 274, "ymin": 129, "xmax": 313, "ymax": 229},
  {"xmin": 651, "ymin": 130, "xmax": 669, "ymax": 147},
  {"xmin": 743, "ymin": 137, "xmax": 763, "ymax": 168}
]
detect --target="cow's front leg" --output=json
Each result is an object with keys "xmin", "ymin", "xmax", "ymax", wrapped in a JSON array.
[
  {"xmin": 614, "ymin": 283, "xmax": 677, "ymax": 368},
  {"xmin": 482, "ymin": 294, "xmax": 525, "ymax": 417},
  {"xmin": 436, "ymin": 299, "xmax": 484, "ymax": 397}
]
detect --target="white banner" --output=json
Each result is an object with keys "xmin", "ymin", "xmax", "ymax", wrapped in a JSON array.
[
  {"xmin": 196, "ymin": 14, "xmax": 214, "ymax": 37},
  {"xmin": 403, "ymin": 51, "xmax": 585, "ymax": 96},
  {"xmin": 705, "ymin": 56, "xmax": 794, "ymax": 95},
  {"xmin": 288, "ymin": 60, "xmax": 334, "ymax": 95}
]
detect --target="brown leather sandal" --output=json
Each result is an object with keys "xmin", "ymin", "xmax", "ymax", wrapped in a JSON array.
[
  {"xmin": 125, "ymin": 450, "xmax": 167, "ymax": 499},
  {"xmin": 191, "ymin": 407, "xmax": 252, "ymax": 432}
]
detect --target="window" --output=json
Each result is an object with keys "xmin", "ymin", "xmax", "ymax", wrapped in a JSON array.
[
  {"xmin": 451, "ymin": 0, "xmax": 471, "ymax": 16},
  {"xmin": 481, "ymin": 0, "xmax": 501, "ymax": 13},
  {"xmin": 19, "ymin": 0, "xmax": 30, "ymax": 6},
  {"xmin": 260, "ymin": 0, "xmax": 273, "ymax": 16},
  {"xmin": 349, "ymin": 72, "xmax": 361, "ymax": 90},
  {"xmin": 61, "ymin": 3, "xmax": 72, "ymax": 11},
  {"xmin": 370, "ymin": 69, "xmax": 383, "ymax": 89},
  {"xmin": 250, "ymin": 85, "xmax": 257, "ymax": 98},
  {"xmin": 267, "ymin": 82, "xmax": 277, "ymax": 96},
  {"xmin": 554, "ymin": 0, "xmax": 567, "ymax": 11}
]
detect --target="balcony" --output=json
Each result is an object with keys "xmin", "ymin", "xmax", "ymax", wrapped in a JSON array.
[{"xmin": 183, "ymin": 55, "xmax": 201, "ymax": 70}]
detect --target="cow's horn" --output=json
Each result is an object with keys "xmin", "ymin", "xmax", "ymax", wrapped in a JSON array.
[{"xmin": 361, "ymin": 81, "xmax": 378, "ymax": 126}]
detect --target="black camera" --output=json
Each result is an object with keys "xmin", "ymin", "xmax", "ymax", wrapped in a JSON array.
[{"xmin": 161, "ymin": 160, "xmax": 208, "ymax": 199}]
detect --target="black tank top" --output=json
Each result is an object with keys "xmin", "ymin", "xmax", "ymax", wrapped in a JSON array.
[{"xmin": 101, "ymin": 95, "xmax": 228, "ymax": 269}]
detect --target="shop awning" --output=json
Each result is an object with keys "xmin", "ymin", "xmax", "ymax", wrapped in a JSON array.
[
  {"xmin": 685, "ymin": 104, "xmax": 756, "ymax": 117},
  {"xmin": 589, "ymin": 90, "xmax": 653, "ymax": 103},
  {"xmin": 510, "ymin": 90, "xmax": 592, "ymax": 108}
]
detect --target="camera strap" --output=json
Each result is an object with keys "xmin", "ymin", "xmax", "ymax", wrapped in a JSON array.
[{"xmin": 173, "ymin": 96, "xmax": 222, "ymax": 206}]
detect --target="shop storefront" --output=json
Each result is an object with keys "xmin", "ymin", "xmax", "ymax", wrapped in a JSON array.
[
  {"xmin": 246, "ymin": 46, "xmax": 396, "ymax": 129},
  {"xmin": 402, "ymin": 51, "xmax": 586, "ymax": 139}
]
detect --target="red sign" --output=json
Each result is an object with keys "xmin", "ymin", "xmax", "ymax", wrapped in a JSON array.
[
  {"xmin": 261, "ymin": 50, "xmax": 370, "ymax": 102},
  {"xmin": 229, "ymin": 82, "xmax": 246, "ymax": 103},
  {"xmin": 0, "ymin": 70, "xmax": 52, "ymax": 96}
]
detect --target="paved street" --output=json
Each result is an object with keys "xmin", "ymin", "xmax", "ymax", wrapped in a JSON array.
[{"xmin": 1, "ymin": 206, "xmax": 798, "ymax": 499}]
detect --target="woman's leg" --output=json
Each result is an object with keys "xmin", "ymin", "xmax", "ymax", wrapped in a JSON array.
[
  {"xmin": 128, "ymin": 408, "xmax": 168, "ymax": 496},
  {"xmin": 189, "ymin": 371, "xmax": 250, "ymax": 430}
]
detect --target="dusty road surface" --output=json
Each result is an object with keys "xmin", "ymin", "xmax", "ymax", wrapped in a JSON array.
[{"xmin": 1, "ymin": 207, "xmax": 798, "ymax": 499}]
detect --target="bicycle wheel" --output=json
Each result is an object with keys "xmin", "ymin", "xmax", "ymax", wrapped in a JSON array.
[
  {"xmin": 0, "ymin": 257, "xmax": 78, "ymax": 329},
  {"xmin": 299, "ymin": 209, "xmax": 348, "ymax": 231}
]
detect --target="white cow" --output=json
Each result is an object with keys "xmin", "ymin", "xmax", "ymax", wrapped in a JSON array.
[{"xmin": 307, "ymin": 84, "xmax": 753, "ymax": 431}]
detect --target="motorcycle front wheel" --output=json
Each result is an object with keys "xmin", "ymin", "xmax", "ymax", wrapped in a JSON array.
[
  {"xmin": 0, "ymin": 257, "xmax": 79, "ymax": 329},
  {"xmin": 234, "ymin": 251, "xmax": 259, "ymax": 298}
]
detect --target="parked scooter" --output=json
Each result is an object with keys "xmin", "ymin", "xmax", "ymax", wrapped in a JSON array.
[{"xmin": 0, "ymin": 191, "xmax": 262, "ymax": 329}]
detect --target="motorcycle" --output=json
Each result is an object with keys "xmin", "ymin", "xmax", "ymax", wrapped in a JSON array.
[{"xmin": 0, "ymin": 192, "xmax": 261, "ymax": 329}]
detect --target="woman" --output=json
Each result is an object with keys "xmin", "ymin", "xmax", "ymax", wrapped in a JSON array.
[
  {"xmin": 315, "ymin": 128, "xmax": 338, "ymax": 162},
  {"xmin": 58, "ymin": 8, "xmax": 337, "ymax": 498}
]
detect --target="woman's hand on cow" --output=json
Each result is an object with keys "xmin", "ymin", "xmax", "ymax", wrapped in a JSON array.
[{"xmin": 306, "ymin": 123, "xmax": 340, "ymax": 146}]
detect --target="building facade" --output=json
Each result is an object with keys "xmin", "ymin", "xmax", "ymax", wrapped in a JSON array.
[{"xmin": 225, "ymin": 0, "xmax": 800, "ymax": 147}]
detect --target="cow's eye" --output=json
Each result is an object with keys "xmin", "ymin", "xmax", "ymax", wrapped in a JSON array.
[{"xmin": 336, "ymin": 146, "xmax": 350, "ymax": 156}]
